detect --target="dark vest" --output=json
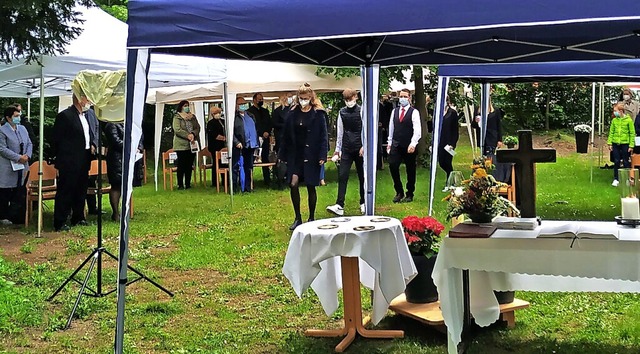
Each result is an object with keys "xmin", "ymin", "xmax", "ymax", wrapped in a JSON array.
[
  {"xmin": 339, "ymin": 105, "xmax": 362, "ymax": 152},
  {"xmin": 392, "ymin": 106, "xmax": 415, "ymax": 148}
]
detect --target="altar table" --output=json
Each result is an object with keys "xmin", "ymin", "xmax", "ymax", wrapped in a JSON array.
[
  {"xmin": 282, "ymin": 216, "xmax": 417, "ymax": 352},
  {"xmin": 432, "ymin": 220, "xmax": 640, "ymax": 354}
]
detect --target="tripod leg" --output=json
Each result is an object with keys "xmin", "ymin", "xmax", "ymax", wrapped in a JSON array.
[
  {"xmin": 104, "ymin": 250, "xmax": 174, "ymax": 297},
  {"xmin": 66, "ymin": 252, "xmax": 98, "ymax": 329},
  {"xmin": 48, "ymin": 249, "xmax": 98, "ymax": 301}
]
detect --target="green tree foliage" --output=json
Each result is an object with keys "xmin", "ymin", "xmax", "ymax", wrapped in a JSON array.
[
  {"xmin": 0, "ymin": 0, "xmax": 93, "ymax": 64},
  {"xmin": 95, "ymin": 0, "xmax": 128, "ymax": 21}
]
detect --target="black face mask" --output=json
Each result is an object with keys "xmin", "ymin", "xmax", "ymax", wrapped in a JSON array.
[{"xmin": 257, "ymin": 101, "xmax": 264, "ymax": 107}]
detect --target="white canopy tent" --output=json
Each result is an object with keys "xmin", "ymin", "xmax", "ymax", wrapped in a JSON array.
[{"xmin": 147, "ymin": 60, "xmax": 362, "ymax": 191}]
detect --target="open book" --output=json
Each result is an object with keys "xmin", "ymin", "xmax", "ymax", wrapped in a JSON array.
[{"xmin": 537, "ymin": 222, "xmax": 618, "ymax": 239}]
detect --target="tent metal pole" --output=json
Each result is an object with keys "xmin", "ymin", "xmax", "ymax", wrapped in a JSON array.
[
  {"xmin": 37, "ymin": 62, "xmax": 44, "ymax": 237},
  {"xmin": 223, "ymin": 82, "xmax": 233, "ymax": 209},
  {"xmin": 361, "ymin": 64, "xmax": 379, "ymax": 216},
  {"xmin": 27, "ymin": 96, "xmax": 31, "ymax": 120}
]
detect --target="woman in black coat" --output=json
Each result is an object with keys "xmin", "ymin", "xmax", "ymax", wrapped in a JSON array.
[
  {"xmin": 104, "ymin": 122, "xmax": 124, "ymax": 221},
  {"xmin": 279, "ymin": 83, "xmax": 328, "ymax": 230}
]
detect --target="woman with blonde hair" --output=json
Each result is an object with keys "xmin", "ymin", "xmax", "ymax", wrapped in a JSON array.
[{"xmin": 279, "ymin": 83, "xmax": 328, "ymax": 230}]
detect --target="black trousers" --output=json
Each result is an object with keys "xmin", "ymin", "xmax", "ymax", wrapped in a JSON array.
[
  {"xmin": 438, "ymin": 146, "xmax": 454, "ymax": 180},
  {"xmin": 175, "ymin": 150, "xmax": 195, "ymax": 188},
  {"xmin": 388, "ymin": 145, "xmax": 417, "ymax": 197},
  {"xmin": 54, "ymin": 151, "xmax": 91, "ymax": 229},
  {"xmin": 336, "ymin": 149, "xmax": 365, "ymax": 207},
  {"xmin": 260, "ymin": 136, "xmax": 271, "ymax": 184},
  {"xmin": 0, "ymin": 187, "xmax": 19, "ymax": 222}
]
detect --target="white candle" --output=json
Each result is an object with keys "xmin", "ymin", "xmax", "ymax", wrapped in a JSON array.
[{"xmin": 621, "ymin": 197, "xmax": 640, "ymax": 219}]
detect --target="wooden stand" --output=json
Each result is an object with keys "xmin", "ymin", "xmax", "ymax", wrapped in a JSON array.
[
  {"xmin": 305, "ymin": 257, "xmax": 404, "ymax": 352},
  {"xmin": 389, "ymin": 294, "xmax": 529, "ymax": 330}
]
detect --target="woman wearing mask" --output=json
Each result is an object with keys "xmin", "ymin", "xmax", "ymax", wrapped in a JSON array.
[
  {"xmin": 172, "ymin": 100, "xmax": 201, "ymax": 190},
  {"xmin": 232, "ymin": 97, "xmax": 259, "ymax": 193},
  {"xmin": 206, "ymin": 106, "xmax": 225, "ymax": 186},
  {"xmin": 608, "ymin": 103, "xmax": 635, "ymax": 187},
  {"xmin": 104, "ymin": 122, "xmax": 125, "ymax": 221},
  {"xmin": 0, "ymin": 106, "xmax": 32, "ymax": 225},
  {"xmin": 280, "ymin": 83, "xmax": 328, "ymax": 230}
]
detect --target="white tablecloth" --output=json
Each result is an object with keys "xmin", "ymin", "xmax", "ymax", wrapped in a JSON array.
[
  {"xmin": 432, "ymin": 220, "xmax": 640, "ymax": 354},
  {"xmin": 282, "ymin": 216, "xmax": 417, "ymax": 325}
]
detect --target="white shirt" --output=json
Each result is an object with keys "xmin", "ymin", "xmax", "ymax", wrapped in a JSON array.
[
  {"xmin": 78, "ymin": 111, "xmax": 90, "ymax": 149},
  {"xmin": 387, "ymin": 106, "xmax": 422, "ymax": 149}
]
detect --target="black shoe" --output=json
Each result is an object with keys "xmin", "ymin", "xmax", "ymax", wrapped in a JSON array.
[
  {"xmin": 289, "ymin": 219, "xmax": 303, "ymax": 231},
  {"xmin": 307, "ymin": 218, "xmax": 315, "ymax": 223},
  {"xmin": 393, "ymin": 193, "xmax": 404, "ymax": 203},
  {"xmin": 185, "ymin": 185, "xmax": 192, "ymax": 190},
  {"xmin": 401, "ymin": 196, "xmax": 414, "ymax": 203},
  {"xmin": 72, "ymin": 220, "xmax": 88, "ymax": 226},
  {"xmin": 88, "ymin": 210, "xmax": 106, "ymax": 215},
  {"xmin": 177, "ymin": 186, "xmax": 184, "ymax": 190},
  {"xmin": 55, "ymin": 224, "xmax": 71, "ymax": 232}
]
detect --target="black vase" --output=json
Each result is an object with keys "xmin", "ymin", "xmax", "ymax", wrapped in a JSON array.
[
  {"xmin": 575, "ymin": 131, "xmax": 589, "ymax": 153},
  {"xmin": 405, "ymin": 254, "xmax": 438, "ymax": 303},
  {"xmin": 494, "ymin": 290, "xmax": 515, "ymax": 304}
]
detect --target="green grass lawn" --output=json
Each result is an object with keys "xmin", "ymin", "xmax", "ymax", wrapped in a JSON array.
[{"xmin": 1, "ymin": 131, "xmax": 639, "ymax": 353}]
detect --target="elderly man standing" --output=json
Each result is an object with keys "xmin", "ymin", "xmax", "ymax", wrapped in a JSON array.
[
  {"xmin": 52, "ymin": 93, "xmax": 98, "ymax": 231},
  {"xmin": 247, "ymin": 92, "xmax": 272, "ymax": 187}
]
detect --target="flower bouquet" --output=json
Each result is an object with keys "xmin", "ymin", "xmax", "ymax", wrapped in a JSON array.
[
  {"xmin": 503, "ymin": 135, "xmax": 518, "ymax": 147},
  {"xmin": 445, "ymin": 157, "xmax": 519, "ymax": 223},
  {"xmin": 573, "ymin": 124, "xmax": 592, "ymax": 133},
  {"xmin": 401, "ymin": 215, "xmax": 444, "ymax": 258}
]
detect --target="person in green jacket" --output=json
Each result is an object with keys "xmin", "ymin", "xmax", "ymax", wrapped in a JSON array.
[{"xmin": 607, "ymin": 103, "xmax": 635, "ymax": 187}]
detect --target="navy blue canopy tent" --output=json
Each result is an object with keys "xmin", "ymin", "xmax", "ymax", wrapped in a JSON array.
[
  {"xmin": 119, "ymin": 1, "xmax": 640, "ymax": 352},
  {"xmin": 429, "ymin": 59, "xmax": 640, "ymax": 216}
]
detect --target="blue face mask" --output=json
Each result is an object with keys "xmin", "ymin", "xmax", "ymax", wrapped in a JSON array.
[
  {"xmin": 614, "ymin": 111, "xmax": 621, "ymax": 118},
  {"xmin": 239, "ymin": 103, "xmax": 249, "ymax": 112},
  {"xmin": 12, "ymin": 116, "xmax": 20, "ymax": 125}
]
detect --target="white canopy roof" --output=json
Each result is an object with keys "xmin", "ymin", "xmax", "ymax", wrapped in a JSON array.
[{"xmin": 0, "ymin": 5, "xmax": 226, "ymax": 98}]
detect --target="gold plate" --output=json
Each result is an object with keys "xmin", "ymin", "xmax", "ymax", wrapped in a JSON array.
[
  {"xmin": 318, "ymin": 224, "xmax": 339, "ymax": 230},
  {"xmin": 370, "ymin": 217, "xmax": 391, "ymax": 222},
  {"xmin": 353, "ymin": 225, "xmax": 375, "ymax": 231}
]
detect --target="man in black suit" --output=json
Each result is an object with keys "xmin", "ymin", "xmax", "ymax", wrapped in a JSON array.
[
  {"xmin": 52, "ymin": 93, "xmax": 98, "ymax": 231},
  {"xmin": 247, "ymin": 92, "xmax": 272, "ymax": 186},
  {"xmin": 438, "ymin": 97, "xmax": 460, "ymax": 189}
]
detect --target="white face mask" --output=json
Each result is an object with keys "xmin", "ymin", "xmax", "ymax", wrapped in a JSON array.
[
  {"xmin": 299, "ymin": 99, "xmax": 310, "ymax": 108},
  {"xmin": 82, "ymin": 103, "xmax": 91, "ymax": 112},
  {"xmin": 399, "ymin": 97, "xmax": 410, "ymax": 107},
  {"xmin": 287, "ymin": 97, "xmax": 293, "ymax": 105},
  {"xmin": 345, "ymin": 100, "xmax": 357, "ymax": 108},
  {"xmin": 623, "ymin": 94, "xmax": 631, "ymax": 101}
]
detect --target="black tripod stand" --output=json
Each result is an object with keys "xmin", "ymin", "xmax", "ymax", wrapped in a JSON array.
[{"xmin": 48, "ymin": 121, "xmax": 173, "ymax": 329}]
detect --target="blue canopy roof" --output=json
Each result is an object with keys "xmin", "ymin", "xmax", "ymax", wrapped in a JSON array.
[
  {"xmin": 127, "ymin": 0, "xmax": 640, "ymax": 65},
  {"xmin": 438, "ymin": 59, "xmax": 640, "ymax": 83}
]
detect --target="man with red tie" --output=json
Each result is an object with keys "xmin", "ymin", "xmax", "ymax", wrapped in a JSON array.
[{"xmin": 387, "ymin": 88, "xmax": 422, "ymax": 203}]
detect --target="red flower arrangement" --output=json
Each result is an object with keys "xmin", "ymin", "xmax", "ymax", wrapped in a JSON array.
[{"xmin": 401, "ymin": 215, "xmax": 445, "ymax": 258}]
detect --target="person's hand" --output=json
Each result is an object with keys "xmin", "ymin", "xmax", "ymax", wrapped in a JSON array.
[
  {"xmin": 187, "ymin": 133, "xmax": 194, "ymax": 142},
  {"xmin": 236, "ymin": 143, "xmax": 242, "ymax": 149},
  {"xmin": 386, "ymin": 146, "xmax": 391, "ymax": 155},
  {"xmin": 263, "ymin": 132, "xmax": 269, "ymax": 138},
  {"xmin": 319, "ymin": 160, "xmax": 325, "ymax": 165},
  {"xmin": 629, "ymin": 147, "xmax": 633, "ymax": 153},
  {"xmin": 407, "ymin": 146, "xmax": 415, "ymax": 154},
  {"xmin": 497, "ymin": 141, "xmax": 503, "ymax": 148},
  {"xmin": 359, "ymin": 147, "xmax": 364, "ymax": 157},
  {"xmin": 91, "ymin": 146, "xmax": 96, "ymax": 155},
  {"xmin": 475, "ymin": 116, "xmax": 481, "ymax": 123},
  {"xmin": 608, "ymin": 145, "xmax": 613, "ymax": 151},
  {"xmin": 18, "ymin": 155, "xmax": 29, "ymax": 164}
]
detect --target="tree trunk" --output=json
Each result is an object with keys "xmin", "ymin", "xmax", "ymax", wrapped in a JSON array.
[
  {"xmin": 545, "ymin": 91, "xmax": 550, "ymax": 131},
  {"xmin": 412, "ymin": 66, "xmax": 429, "ymax": 160}
]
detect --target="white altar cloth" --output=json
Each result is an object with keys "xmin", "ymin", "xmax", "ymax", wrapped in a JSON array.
[
  {"xmin": 282, "ymin": 216, "xmax": 417, "ymax": 325},
  {"xmin": 432, "ymin": 220, "xmax": 640, "ymax": 354}
]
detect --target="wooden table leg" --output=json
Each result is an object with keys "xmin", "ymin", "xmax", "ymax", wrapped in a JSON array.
[{"xmin": 304, "ymin": 256, "xmax": 404, "ymax": 352}]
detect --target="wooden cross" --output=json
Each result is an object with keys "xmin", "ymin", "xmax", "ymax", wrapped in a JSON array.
[{"xmin": 496, "ymin": 130, "xmax": 556, "ymax": 218}]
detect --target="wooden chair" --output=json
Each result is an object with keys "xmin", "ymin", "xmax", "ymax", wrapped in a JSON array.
[
  {"xmin": 497, "ymin": 164, "xmax": 517, "ymax": 216},
  {"xmin": 215, "ymin": 148, "xmax": 229, "ymax": 193},
  {"xmin": 198, "ymin": 147, "xmax": 213, "ymax": 187},
  {"xmin": 631, "ymin": 154, "xmax": 640, "ymax": 170},
  {"xmin": 162, "ymin": 149, "xmax": 196, "ymax": 190},
  {"xmin": 87, "ymin": 159, "xmax": 112, "ymax": 197},
  {"xmin": 25, "ymin": 161, "xmax": 58, "ymax": 227}
]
